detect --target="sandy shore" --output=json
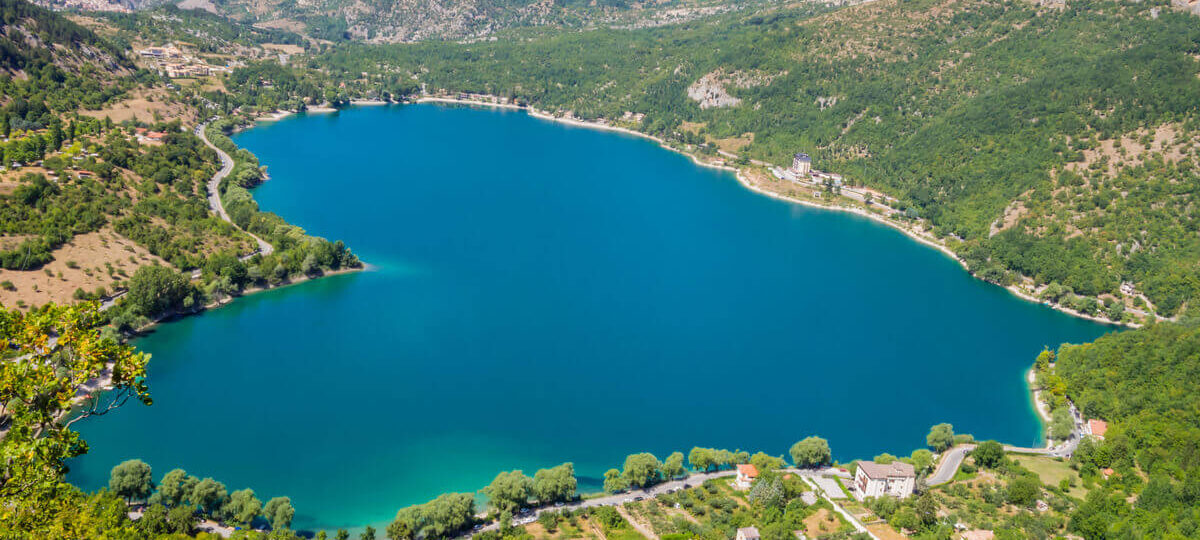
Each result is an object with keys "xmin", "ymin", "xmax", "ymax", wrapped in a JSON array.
[
  {"xmin": 255, "ymin": 110, "xmax": 294, "ymax": 122},
  {"xmin": 1027, "ymin": 368, "xmax": 1052, "ymax": 423},
  {"xmin": 275, "ymin": 95, "xmax": 1142, "ymax": 328}
]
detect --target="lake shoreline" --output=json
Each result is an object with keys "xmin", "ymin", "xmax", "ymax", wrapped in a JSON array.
[
  {"xmin": 400, "ymin": 96, "xmax": 1133, "ymax": 329},
  {"xmin": 72, "ymin": 102, "xmax": 1111, "ymax": 531}
]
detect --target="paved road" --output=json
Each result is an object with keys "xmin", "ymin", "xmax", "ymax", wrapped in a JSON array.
[
  {"xmin": 927, "ymin": 408, "xmax": 1083, "ymax": 486},
  {"xmin": 194, "ymin": 122, "xmax": 274, "ymax": 258},
  {"xmin": 926, "ymin": 446, "xmax": 973, "ymax": 486},
  {"xmin": 470, "ymin": 468, "xmax": 850, "ymax": 537}
]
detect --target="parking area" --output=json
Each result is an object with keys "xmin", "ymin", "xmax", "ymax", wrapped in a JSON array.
[{"xmin": 812, "ymin": 476, "xmax": 848, "ymax": 499}]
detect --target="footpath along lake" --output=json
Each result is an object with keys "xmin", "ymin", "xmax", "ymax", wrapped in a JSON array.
[{"xmin": 72, "ymin": 104, "xmax": 1110, "ymax": 531}]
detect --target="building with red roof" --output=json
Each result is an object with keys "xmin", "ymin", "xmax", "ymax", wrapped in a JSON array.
[{"xmin": 734, "ymin": 464, "xmax": 759, "ymax": 490}]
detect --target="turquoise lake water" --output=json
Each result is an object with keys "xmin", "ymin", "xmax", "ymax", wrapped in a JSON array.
[{"xmin": 72, "ymin": 104, "xmax": 1111, "ymax": 531}]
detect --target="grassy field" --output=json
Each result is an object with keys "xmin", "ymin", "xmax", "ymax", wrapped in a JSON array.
[{"xmin": 1013, "ymin": 455, "xmax": 1088, "ymax": 499}]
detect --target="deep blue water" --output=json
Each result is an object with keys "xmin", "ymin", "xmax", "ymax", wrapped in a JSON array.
[{"xmin": 72, "ymin": 104, "xmax": 1110, "ymax": 531}]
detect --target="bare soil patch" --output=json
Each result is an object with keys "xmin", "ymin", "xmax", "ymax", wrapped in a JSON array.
[
  {"xmin": 79, "ymin": 88, "xmax": 196, "ymax": 124},
  {"xmin": 868, "ymin": 523, "xmax": 909, "ymax": 540},
  {"xmin": 256, "ymin": 19, "xmax": 307, "ymax": 34},
  {"xmin": 804, "ymin": 508, "xmax": 841, "ymax": 537},
  {"xmin": 262, "ymin": 43, "xmax": 305, "ymax": 55},
  {"xmin": 0, "ymin": 228, "xmax": 167, "ymax": 309}
]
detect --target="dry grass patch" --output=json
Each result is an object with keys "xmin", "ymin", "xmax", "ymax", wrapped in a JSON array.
[
  {"xmin": 803, "ymin": 508, "xmax": 841, "ymax": 537},
  {"xmin": 255, "ymin": 18, "xmax": 307, "ymax": 34},
  {"xmin": 712, "ymin": 133, "xmax": 753, "ymax": 154},
  {"xmin": 1066, "ymin": 123, "xmax": 1196, "ymax": 177},
  {"xmin": 868, "ymin": 523, "xmax": 909, "ymax": 540},
  {"xmin": 79, "ymin": 88, "xmax": 197, "ymax": 124},
  {"xmin": 0, "ymin": 228, "xmax": 167, "ymax": 309},
  {"xmin": 262, "ymin": 43, "xmax": 305, "ymax": 55}
]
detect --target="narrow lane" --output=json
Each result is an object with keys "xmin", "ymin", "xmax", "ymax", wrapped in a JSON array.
[{"xmin": 194, "ymin": 122, "xmax": 275, "ymax": 258}]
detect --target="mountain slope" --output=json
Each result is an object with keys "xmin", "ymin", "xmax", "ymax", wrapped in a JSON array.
[
  {"xmin": 172, "ymin": 0, "xmax": 785, "ymax": 42},
  {"xmin": 0, "ymin": 0, "xmax": 130, "ymax": 74}
]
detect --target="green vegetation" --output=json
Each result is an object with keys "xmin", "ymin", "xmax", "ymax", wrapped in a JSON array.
[
  {"xmin": 926, "ymin": 423, "xmax": 955, "ymax": 452},
  {"xmin": 1050, "ymin": 321, "xmax": 1200, "ymax": 538},
  {"xmin": 789, "ymin": 437, "xmax": 832, "ymax": 468},
  {"xmin": 389, "ymin": 492, "xmax": 477, "ymax": 539}
]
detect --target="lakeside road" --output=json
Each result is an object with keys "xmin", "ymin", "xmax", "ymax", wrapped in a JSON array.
[
  {"xmin": 928, "ymin": 419, "xmax": 1084, "ymax": 486},
  {"xmin": 194, "ymin": 122, "xmax": 275, "ymax": 258},
  {"xmin": 469, "ymin": 468, "xmax": 858, "ymax": 537}
]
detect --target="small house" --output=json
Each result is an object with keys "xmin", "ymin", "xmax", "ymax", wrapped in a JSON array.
[
  {"xmin": 735, "ymin": 464, "xmax": 759, "ymax": 490},
  {"xmin": 736, "ymin": 527, "xmax": 761, "ymax": 540},
  {"xmin": 1086, "ymin": 419, "xmax": 1108, "ymax": 439}
]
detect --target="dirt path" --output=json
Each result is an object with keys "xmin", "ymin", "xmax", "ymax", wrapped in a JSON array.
[{"xmin": 616, "ymin": 505, "xmax": 659, "ymax": 540}]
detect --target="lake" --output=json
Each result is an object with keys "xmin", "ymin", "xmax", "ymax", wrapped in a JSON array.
[{"xmin": 72, "ymin": 104, "xmax": 1110, "ymax": 531}]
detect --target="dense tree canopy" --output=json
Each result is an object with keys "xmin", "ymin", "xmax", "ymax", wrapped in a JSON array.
[{"xmin": 789, "ymin": 437, "xmax": 831, "ymax": 468}]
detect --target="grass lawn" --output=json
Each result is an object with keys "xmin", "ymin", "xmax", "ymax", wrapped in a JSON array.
[{"xmin": 1014, "ymin": 455, "xmax": 1088, "ymax": 499}]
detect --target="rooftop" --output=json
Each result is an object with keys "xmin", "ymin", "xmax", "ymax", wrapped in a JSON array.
[
  {"xmin": 737, "ymin": 463, "xmax": 759, "ymax": 478},
  {"xmin": 1089, "ymin": 419, "xmax": 1108, "ymax": 437},
  {"xmin": 737, "ymin": 527, "xmax": 761, "ymax": 539},
  {"xmin": 857, "ymin": 461, "xmax": 915, "ymax": 479}
]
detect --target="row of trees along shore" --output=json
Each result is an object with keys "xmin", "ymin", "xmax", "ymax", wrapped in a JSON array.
[
  {"xmin": 98, "ymin": 421, "xmax": 1013, "ymax": 539},
  {"xmin": 387, "ymin": 439, "xmax": 834, "ymax": 540}
]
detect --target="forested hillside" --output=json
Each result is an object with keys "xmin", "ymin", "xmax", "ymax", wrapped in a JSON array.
[
  {"xmin": 0, "ymin": 0, "xmax": 129, "ymax": 74},
  {"xmin": 305, "ymin": 0, "xmax": 1200, "ymax": 319},
  {"xmin": 1045, "ymin": 321, "xmax": 1200, "ymax": 537},
  {"xmin": 0, "ymin": 0, "xmax": 358, "ymax": 314}
]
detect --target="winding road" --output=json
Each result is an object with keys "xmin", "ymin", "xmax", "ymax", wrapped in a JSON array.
[
  {"xmin": 927, "ymin": 411, "xmax": 1084, "ymax": 486},
  {"xmin": 194, "ymin": 122, "xmax": 274, "ymax": 259}
]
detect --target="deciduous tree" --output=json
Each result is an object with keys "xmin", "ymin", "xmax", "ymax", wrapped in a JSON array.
[
  {"xmin": 109, "ymin": 459, "xmax": 153, "ymax": 502},
  {"xmin": 264, "ymin": 496, "xmax": 296, "ymax": 530},
  {"xmin": 532, "ymin": 462, "xmax": 576, "ymax": 504},
  {"xmin": 789, "ymin": 437, "xmax": 832, "ymax": 468},
  {"xmin": 482, "ymin": 470, "xmax": 532, "ymax": 513},
  {"xmin": 621, "ymin": 452, "xmax": 662, "ymax": 488},
  {"xmin": 926, "ymin": 423, "xmax": 955, "ymax": 452}
]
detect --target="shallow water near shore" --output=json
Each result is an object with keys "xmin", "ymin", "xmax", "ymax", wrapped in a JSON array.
[{"xmin": 71, "ymin": 104, "xmax": 1110, "ymax": 531}]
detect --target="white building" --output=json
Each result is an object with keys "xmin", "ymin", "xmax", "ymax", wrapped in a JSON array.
[
  {"xmin": 853, "ymin": 461, "xmax": 915, "ymax": 500},
  {"xmin": 734, "ymin": 463, "xmax": 759, "ymax": 490},
  {"xmin": 791, "ymin": 153, "xmax": 812, "ymax": 176}
]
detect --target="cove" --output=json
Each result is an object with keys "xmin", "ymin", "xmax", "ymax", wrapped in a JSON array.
[{"xmin": 71, "ymin": 104, "xmax": 1110, "ymax": 531}]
